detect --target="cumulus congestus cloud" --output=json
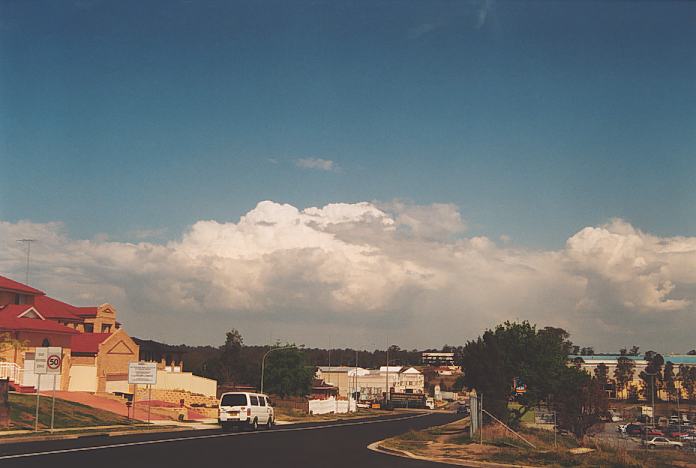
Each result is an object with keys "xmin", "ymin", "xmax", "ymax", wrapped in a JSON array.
[{"xmin": 1, "ymin": 202, "xmax": 695, "ymax": 349}]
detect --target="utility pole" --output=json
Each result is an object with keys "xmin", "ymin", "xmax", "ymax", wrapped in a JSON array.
[{"xmin": 17, "ymin": 239, "xmax": 36, "ymax": 284}]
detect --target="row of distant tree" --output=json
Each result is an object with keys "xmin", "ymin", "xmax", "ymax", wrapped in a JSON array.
[{"xmin": 171, "ymin": 330, "xmax": 427, "ymax": 397}]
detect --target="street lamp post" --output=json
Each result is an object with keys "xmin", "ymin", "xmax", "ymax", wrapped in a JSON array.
[{"xmin": 260, "ymin": 345, "xmax": 296, "ymax": 394}]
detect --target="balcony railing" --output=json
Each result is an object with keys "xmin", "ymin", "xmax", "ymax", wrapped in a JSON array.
[{"xmin": 0, "ymin": 362, "xmax": 23, "ymax": 383}]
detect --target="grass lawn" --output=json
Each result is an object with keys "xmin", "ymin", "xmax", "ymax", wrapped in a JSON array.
[
  {"xmin": 6, "ymin": 393, "xmax": 134, "ymax": 431},
  {"xmin": 508, "ymin": 402, "xmax": 536, "ymax": 424}
]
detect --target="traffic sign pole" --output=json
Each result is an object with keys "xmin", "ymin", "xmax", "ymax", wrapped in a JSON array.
[
  {"xmin": 50, "ymin": 375, "xmax": 57, "ymax": 432},
  {"xmin": 34, "ymin": 377, "xmax": 40, "ymax": 432}
]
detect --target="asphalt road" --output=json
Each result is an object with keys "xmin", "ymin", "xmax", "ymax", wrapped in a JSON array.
[{"xmin": 0, "ymin": 412, "xmax": 463, "ymax": 468}]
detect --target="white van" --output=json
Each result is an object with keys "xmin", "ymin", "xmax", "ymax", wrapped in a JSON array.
[{"xmin": 219, "ymin": 392, "xmax": 275, "ymax": 431}]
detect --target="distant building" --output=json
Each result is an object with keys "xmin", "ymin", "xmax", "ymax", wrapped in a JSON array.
[
  {"xmin": 422, "ymin": 352, "xmax": 455, "ymax": 366},
  {"xmin": 569, "ymin": 354, "xmax": 696, "ymax": 400},
  {"xmin": 316, "ymin": 366, "xmax": 424, "ymax": 401}
]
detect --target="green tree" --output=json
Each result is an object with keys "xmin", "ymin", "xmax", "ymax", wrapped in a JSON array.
[
  {"xmin": 459, "ymin": 321, "xmax": 573, "ymax": 427},
  {"xmin": 594, "ymin": 363, "xmax": 609, "ymax": 385},
  {"xmin": 663, "ymin": 361, "xmax": 677, "ymax": 402},
  {"xmin": 629, "ymin": 346, "xmax": 640, "ymax": 356},
  {"xmin": 263, "ymin": 346, "xmax": 314, "ymax": 398},
  {"xmin": 554, "ymin": 368, "xmax": 608, "ymax": 437},
  {"xmin": 639, "ymin": 351, "xmax": 664, "ymax": 402},
  {"xmin": 0, "ymin": 332, "xmax": 28, "ymax": 363},
  {"xmin": 679, "ymin": 365, "xmax": 696, "ymax": 404},
  {"xmin": 614, "ymin": 356, "xmax": 635, "ymax": 400}
]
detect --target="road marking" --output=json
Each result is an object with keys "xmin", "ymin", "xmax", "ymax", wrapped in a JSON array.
[{"xmin": 0, "ymin": 413, "xmax": 432, "ymax": 460}]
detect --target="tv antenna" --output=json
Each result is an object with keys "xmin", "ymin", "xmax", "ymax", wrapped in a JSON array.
[{"xmin": 16, "ymin": 239, "xmax": 36, "ymax": 284}]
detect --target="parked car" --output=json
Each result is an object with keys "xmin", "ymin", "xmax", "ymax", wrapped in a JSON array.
[
  {"xmin": 625, "ymin": 423, "xmax": 643, "ymax": 436},
  {"xmin": 664, "ymin": 426, "xmax": 690, "ymax": 438},
  {"xmin": 218, "ymin": 392, "xmax": 274, "ymax": 431},
  {"xmin": 456, "ymin": 403, "xmax": 470, "ymax": 415},
  {"xmin": 643, "ymin": 427, "xmax": 664, "ymax": 437},
  {"xmin": 644, "ymin": 437, "xmax": 683, "ymax": 450},
  {"xmin": 678, "ymin": 433, "xmax": 696, "ymax": 442}
]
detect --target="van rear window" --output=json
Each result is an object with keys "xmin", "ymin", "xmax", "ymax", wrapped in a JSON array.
[{"xmin": 221, "ymin": 394, "xmax": 247, "ymax": 406}]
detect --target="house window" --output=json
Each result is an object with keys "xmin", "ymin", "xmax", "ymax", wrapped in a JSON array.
[
  {"xmin": 101, "ymin": 324, "xmax": 112, "ymax": 333},
  {"xmin": 84, "ymin": 323, "xmax": 94, "ymax": 333},
  {"xmin": 41, "ymin": 338, "xmax": 50, "ymax": 347}
]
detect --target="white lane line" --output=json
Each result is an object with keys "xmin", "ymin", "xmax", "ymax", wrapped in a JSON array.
[{"xmin": 0, "ymin": 413, "xmax": 430, "ymax": 460}]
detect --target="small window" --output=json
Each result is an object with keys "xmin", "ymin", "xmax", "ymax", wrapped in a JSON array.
[
  {"xmin": 259, "ymin": 397, "xmax": 266, "ymax": 407},
  {"xmin": 41, "ymin": 338, "xmax": 50, "ymax": 347},
  {"xmin": 101, "ymin": 324, "xmax": 112, "ymax": 333},
  {"xmin": 84, "ymin": 323, "xmax": 94, "ymax": 333},
  {"xmin": 250, "ymin": 395, "xmax": 259, "ymax": 406}
]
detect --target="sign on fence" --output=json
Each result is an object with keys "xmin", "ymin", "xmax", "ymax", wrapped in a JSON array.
[{"xmin": 128, "ymin": 362, "xmax": 158, "ymax": 385}]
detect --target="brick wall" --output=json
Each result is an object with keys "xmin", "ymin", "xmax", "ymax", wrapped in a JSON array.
[{"xmin": 135, "ymin": 387, "xmax": 218, "ymax": 407}]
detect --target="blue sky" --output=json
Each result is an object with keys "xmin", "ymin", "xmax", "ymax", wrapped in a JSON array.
[
  {"xmin": 1, "ymin": 0, "xmax": 694, "ymax": 248},
  {"xmin": 1, "ymin": 1, "xmax": 696, "ymax": 348}
]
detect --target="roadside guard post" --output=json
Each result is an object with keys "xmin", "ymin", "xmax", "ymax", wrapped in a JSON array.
[
  {"xmin": 34, "ymin": 346, "xmax": 62, "ymax": 432},
  {"xmin": 128, "ymin": 362, "xmax": 157, "ymax": 423}
]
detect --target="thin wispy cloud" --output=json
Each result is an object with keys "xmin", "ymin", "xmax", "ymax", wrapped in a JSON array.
[
  {"xmin": 294, "ymin": 158, "xmax": 340, "ymax": 172},
  {"xmin": 476, "ymin": 0, "xmax": 493, "ymax": 29},
  {"xmin": 408, "ymin": 23, "xmax": 437, "ymax": 39}
]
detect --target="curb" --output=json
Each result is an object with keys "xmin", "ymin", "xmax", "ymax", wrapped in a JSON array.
[{"xmin": 368, "ymin": 442, "xmax": 537, "ymax": 468}]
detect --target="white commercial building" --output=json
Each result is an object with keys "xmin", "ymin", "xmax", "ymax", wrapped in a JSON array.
[{"xmin": 316, "ymin": 366, "xmax": 424, "ymax": 401}]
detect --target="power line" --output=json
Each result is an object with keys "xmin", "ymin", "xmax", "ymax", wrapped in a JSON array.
[{"xmin": 16, "ymin": 239, "xmax": 36, "ymax": 284}]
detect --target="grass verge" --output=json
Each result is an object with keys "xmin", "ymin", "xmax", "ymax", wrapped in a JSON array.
[{"xmin": 4, "ymin": 393, "xmax": 134, "ymax": 431}]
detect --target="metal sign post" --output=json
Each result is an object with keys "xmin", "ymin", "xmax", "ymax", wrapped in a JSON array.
[
  {"xmin": 148, "ymin": 385, "xmax": 152, "ymax": 423},
  {"xmin": 34, "ymin": 377, "xmax": 40, "ymax": 432}
]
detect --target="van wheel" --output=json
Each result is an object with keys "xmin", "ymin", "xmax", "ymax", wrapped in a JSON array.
[{"xmin": 251, "ymin": 418, "xmax": 258, "ymax": 431}]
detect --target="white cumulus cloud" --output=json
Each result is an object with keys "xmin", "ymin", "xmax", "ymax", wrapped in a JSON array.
[{"xmin": 1, "ymin": 204, "xmax": 695, "ymax": 350}]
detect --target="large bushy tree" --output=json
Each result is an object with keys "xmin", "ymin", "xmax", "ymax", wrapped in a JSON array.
[
  {"xmin": 263, "ymin": 346, "xmax": 314, "ymax": 398},
  {"xmin": 459, "ymin": 321, "xmax": 579, "ymax": 428}
]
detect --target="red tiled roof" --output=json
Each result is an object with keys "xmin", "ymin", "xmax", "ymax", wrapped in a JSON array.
[
  {"xmin": 0, "ymin": 275, "xmax": 44, "ymax": 295},
  {"xmin": 33, "ymin": 296, "xmax": 82, "ymax": 321},
  {"xmin": 74, "ymin": 307, "xmax": 98, "ymax": 317},
  {"xmin": 0, "ymin": 305, "xmax": 79, "ymax": 335},
  {"xmin": 0, "ymin": 304, "xmax": 36, "ymax": 318},
  {"xmin": 71, "ymin": 333, "xmax": 112, "ymax": 354}
]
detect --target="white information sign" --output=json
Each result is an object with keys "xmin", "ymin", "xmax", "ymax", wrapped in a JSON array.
[
  {"xmin": 34, "ymin": 347, "xmax": 63, "ymax": 375},
  {"xmin": 128, "ymin": 362, "xmax": 158, "ymax": 385}
]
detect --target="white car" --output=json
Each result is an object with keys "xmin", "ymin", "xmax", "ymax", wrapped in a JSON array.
[
  {"xmin": 644, "ymin": 437, "xmax": 683, "ymax": 449},
  {"xmin": 219, "ymin": 392, "xmax": 274, "ymax": 431}
]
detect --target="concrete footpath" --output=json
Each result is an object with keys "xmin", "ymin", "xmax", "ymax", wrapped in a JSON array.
[{"xmin": 0, "ymin": 419, "xmax": 219, "ymax": 445}]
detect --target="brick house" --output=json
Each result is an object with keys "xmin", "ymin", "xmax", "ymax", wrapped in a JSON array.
[{"xmin": 0, "ymin": 275, "xmax": 139, "ymax": 393}]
